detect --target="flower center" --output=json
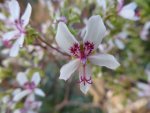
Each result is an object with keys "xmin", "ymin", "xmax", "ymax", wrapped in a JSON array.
[
  {"xmin": 70, "ymin": 41, "xmax": 94, "ymax": 64},
  {"xmin": 15, "ymin": 19, "xmax": 25, "ymax": 34},
  {"xmin": 70, "ymin": 41, "xmax": 94, "ymax": 85},
  {"xmin": 24, "ymin": 82, "xmax": 36, "ymax": 90}
]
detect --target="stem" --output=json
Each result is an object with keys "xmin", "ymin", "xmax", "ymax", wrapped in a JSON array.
[{"xmin": 37, "ymin": 33, "xmax": 70, "ymax": 57}]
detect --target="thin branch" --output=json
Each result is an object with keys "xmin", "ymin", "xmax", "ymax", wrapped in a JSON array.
[{"xmin": 37, "ymin": 34, "xmax": 70, "ymax": 57}]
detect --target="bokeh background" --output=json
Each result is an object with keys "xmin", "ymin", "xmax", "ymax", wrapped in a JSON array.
[{"xmin": 0, "ymin": 0, "xmax": 150, "ymax": 113}]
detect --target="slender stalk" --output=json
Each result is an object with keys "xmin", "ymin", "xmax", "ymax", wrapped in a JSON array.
[{"xmin": 37, "ymin": 33, "xmax": 70, "ymax": 57}]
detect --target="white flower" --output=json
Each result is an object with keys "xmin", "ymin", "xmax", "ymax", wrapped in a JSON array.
[
  {"xmin": 55, "ymin": 15, "xmax": 120, "ymax": 94},
  {"xmin": 2, "ymin": 0, "xmax": 32, "ymax": 57},
  {"xmin": 14, "ymin": 94, "xmax": 42, "ymax": 113},
  {"xmin": 140, "ymin": 21, "xmax": 150, "ymax": 41},
  {"xmin": 13, "ymin": 72, "xmax": 45, "ymax": 102},
  {"xmin": 117, "ymin": 0, "xmax": 140, "ymax": 21}
]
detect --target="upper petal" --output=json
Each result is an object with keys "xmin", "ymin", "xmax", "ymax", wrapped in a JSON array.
[
  {"xmin": 8, "ymin": 0, "xmax": 20, "ymax": 21},
  {"xmin": 88, "ymin": 54, "xmax": 120, "ymax": 70},
  {"xmin": 79, "ymin": 64, "xmax": 92, "ymax": 94},
  {"xmin": 21, "ymin": 3, "xmax": 32, "ymax": 28},
  {"xmin": 59, "ymin": 59, "xmax": 80, "ymax": 81},
  {"xmin": 55, "ymin": 22, "xmax": 79, "ymax": 54},
  {"xmin": 122, "ymin": 2, "xmax": 137, "ymax": 10},
  {"xmin": 31, "ymin": 72, "xmax": 41, "ymax": 86},
  {"xmin": 17, "ymin": 72, "xmax": 28, "ymax": 86},
  {"xmin": 119, "ymin": 2, "xmax": 139, "ymax": 20},
  {"xmin": 119, "ymin": 9, "xmax": 136, "ymax": 20},
  {"xmin": 13, "ymin": 90, "xmax": 30, "ymax": 102},
  {"xmin": 83, "ymin": 15, "xmax": 106, "ymax": 49}
]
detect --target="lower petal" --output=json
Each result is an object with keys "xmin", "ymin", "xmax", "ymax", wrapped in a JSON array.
[
  {"xmin": 9, "ymin": 35, "xmax": 25, "ymax": 57},
  {"xmin": 17, "ymin": 34, "xmax": 25, "ymax": 47},
  {"xmin": 13, "ymin": 90, "xmax": 30, "ymax": 102},
  {"xmin": 59, "ymin": 59, "xmax": 80, "ymax": 81},
  {"xmin": 9, "ymin": 39, "xmax": 20, "ymax": 57},
  {"xmin": 2, "ymin": 30, "xmax": 18, "ymax": 41},
  {"xmin": 79, "ymin": 64, "xmax": 92, "ymax": 94},
  {"xmin": 89, "ymin": 54, "xmax": 120, "ymax": 70}
]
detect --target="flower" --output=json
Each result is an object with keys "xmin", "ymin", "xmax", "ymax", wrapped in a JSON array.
[
  {"xmin": 14, "ymin": 94, "xmax": 42, "ymax": 113},
  {"xmin": 140, "ymin": 21, "xmax": 150, "ymax": 41},
  {"xmin": 2, "ymin": 0, "xmax": 32, "ymax": 57},
  {"xmin": 117, "ymin": 0, "xmax": 140, "ymax": 21},
  {"xmin": 13, "ymin": 72, "xmax": 45, "ymax": 102},
  {"xmin": 55, "ymin": 15, "xmax": 120, "ymax": 94}
]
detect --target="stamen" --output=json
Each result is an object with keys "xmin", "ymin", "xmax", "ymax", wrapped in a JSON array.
[
  {"xmin": 70, "ymin": 43, "xmax": 80, "ymax": 57},
  {"xmin": 24, "ymin": 82, "xmax": 36, "ymax": 90},
  {"xmin": 77, "ymin": 64, "xmax": 92, "ymax": 85},
  {"xmin": 78, "ymin": 76, "xmax": 92, "ymax": 85},
  {"xmin": 15, "ymin": 19, "xmax": 25, "ymax": 34},
  {"xmin": 70, "ymin": 41, "xmax": 94, "ymax": 58},
  {"xmin": 84, "ymin": 41, "xmax": 94, "ymax": 56}
]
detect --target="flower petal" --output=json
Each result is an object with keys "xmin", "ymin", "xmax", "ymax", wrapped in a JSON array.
[
  {"xmin": 2, "ymin": 30, "xmax": 18, "ymax": 41},
  {"xmin": 34, "ymin": 88, "xmax": 45, "ymax": 97},
  {"xmin": 83, "ymin": 15, "xmax": 106, "ymax": 49},
  {"xmin": 31, "ymin": 72, "xmax": 41, "ymax": 86},
  {"xmin": 17, "ymin": 72, "xmax": 28, "ymax": 86},
  {"xmin": 13, "ymin": 88, "xmax": 22, "ymax": 96},
  {"xmin": 89, "ymin": 54, "xmax": 120, "ymax": 70},
  {"xmin": 55, "ymin": 22, "xmax": 79, "ymax": 54},
  {"xmin": 0, "ymin": 13, "xmax": 6, "ymax": 20},
  {"xmin": 14, "ymin": 110, "xmax": 20, "ymax": 113},
  {"xmin": 9, "ymin": 39, "xmax": 19, "ymax": 57},
  {"xmin": 79, "ymin": 64, "xmax": 92, "ymax": 94},
  {"xmin": 137, "ymin": 82, "xmax": 149, "ymax": 90},
  {"xmin": 18, "ymin": 34, "xmax": 25, "ymax": 47},
  {"xmin": 26, "ymin": 94, "xmax": 35, "ymax": 102},
  {"xmin": 114, "ymin": 39, "xmax": 125, "ymax": 50},
  {"xmin": 8, "ymin": 0, "xmax": 20, "ymax": 20},
  {"xmin": 21, "ymin": 3, "xmax": 32, "ymax": 28},
  {"xmin": 13, "ymin": 90, "xmax": 30, "ymax": 102},
  {"xmin": 9, "ymin": 35, "xmax": 25, "ymax": 57},
  {"xmin": 119, "ymin": 2, "xmax": 139, "ymax": 21},
  {"xmin": 59, "ymin": 59, "xmax": 80, "ymax": 81},
  {"xmin": 122, "ymin": 2, "xmax": 137, "ymax": 10},
  {"xmin": 119, "ymin": 9, "xmax": 135, "ymax": 20}
]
